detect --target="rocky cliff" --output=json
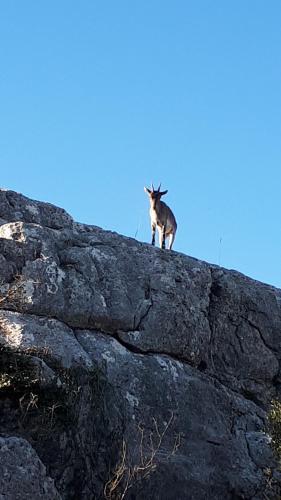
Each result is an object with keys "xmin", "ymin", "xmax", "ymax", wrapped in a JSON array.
[{"xmin": 0, "ymin": 188, "xmax": 280, "ymax": 499}]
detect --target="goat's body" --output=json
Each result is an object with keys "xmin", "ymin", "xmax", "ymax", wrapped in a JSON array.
[
  {"xmin": 149, "ymin": 200, "xmax": 177, "ymax": 250},
  {"xmin": 144, "ymin": 185, "xmax": 177, "ymax": 250}
]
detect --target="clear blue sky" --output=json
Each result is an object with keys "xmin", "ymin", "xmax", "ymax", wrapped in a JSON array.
[{"xmin": 0, "ymin": 2, "xmax": 280, "ymax": 288}]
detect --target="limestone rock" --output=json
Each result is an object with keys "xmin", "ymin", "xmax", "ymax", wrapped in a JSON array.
[
  {"xmin": 0, "ymin": 436, "xmax": 60, "ymax": 499},
  {"xmin": 0, "ymin": 189, "xmax": 280, "ymax": 499}
]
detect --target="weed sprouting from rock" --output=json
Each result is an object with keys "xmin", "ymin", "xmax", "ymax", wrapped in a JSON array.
[
  {"xmin": 104, "ymin": 412, "xmax": 182, "ymax": 500},
  {"xmin": 268, "ymin": 400, "xmax": 281, "ymax": 462}
]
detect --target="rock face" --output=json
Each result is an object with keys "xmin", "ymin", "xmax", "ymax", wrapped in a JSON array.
[
  {"xmin": 0, "ymin": 436, "xmax": 60, "ymax": 499},
  {"xmin": 0, "ymin": 188, "xmax": 280, "ymax": 499}
]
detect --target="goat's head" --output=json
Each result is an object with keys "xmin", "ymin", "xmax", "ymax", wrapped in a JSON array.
[{"xmin": 144, "ymin": 184, "xmax": 168, "ymax": 208}]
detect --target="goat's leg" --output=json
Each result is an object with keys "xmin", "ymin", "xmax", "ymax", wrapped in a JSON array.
[
  {"xmin": 168, "ymin": 232, "xmax": 175, "ymax": 250},
  {"xmin": 161, "ymin": 225, "xmax": 166, "ymax": 249},
  {"xmin": 158, "ymin": 226, "xmax": 163, "ymax": 249},
  {"xmin": 151, "ymin": 224, "xmax": 156, "ymax": 246}
]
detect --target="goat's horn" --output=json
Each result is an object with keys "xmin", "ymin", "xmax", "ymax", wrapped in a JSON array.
[
  {"xmin": 158, "ymin": 183, "xmax": 161, "ymax": 192},
  {"xmin": 152, "ymin": 182, "xmax": 155, "ymax": 191}
]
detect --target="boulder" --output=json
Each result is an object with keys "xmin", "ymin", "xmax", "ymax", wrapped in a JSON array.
[{"xmin": 0, "ymin": 436, "xmax": 60, "ymax": 499}]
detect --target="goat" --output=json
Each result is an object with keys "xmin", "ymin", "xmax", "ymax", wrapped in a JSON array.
[{"xmin": 144, "ymin": 184, "xmax": 177, "ymax": 250}]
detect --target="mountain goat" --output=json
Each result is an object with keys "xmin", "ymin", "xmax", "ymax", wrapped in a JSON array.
[{"xmin": 144, "ymin": 184, "xmax": 177, "ymax": 250}]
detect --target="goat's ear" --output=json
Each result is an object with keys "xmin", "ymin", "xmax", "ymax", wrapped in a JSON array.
[
  {"xmin": 160, "ymin": 190, "xmax": 168, "ymax": 196},
  {"xmin": 144, "ymin": 187, "xmax": 151, "ymax": 194}
]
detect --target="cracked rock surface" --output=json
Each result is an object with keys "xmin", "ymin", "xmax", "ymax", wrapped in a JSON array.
[{"xmin": 0, "ymin": 188, "xmax": 280, "ymax": 499}]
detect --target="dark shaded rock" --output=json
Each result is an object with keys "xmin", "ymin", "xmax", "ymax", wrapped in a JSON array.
[{"xmin": 0, "ymin": 436, "xmax": 60, "ymax": 499}]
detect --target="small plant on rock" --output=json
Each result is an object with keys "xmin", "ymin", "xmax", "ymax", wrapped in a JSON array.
[
  {"xmin": 104, "ymin": 412, "xmax": 182, "ymax": 500},
  {"xmin": 268, "ymin": 399, "xmax": 281, "ymax": 462}
]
